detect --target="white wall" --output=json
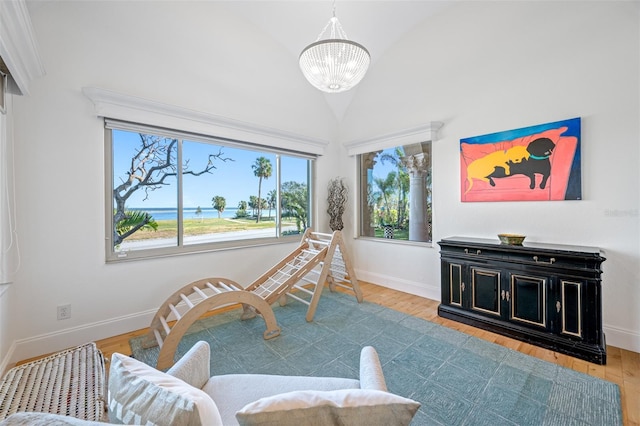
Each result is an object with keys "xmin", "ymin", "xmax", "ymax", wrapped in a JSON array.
[
  {"xmin": 340, "ymin": 1, "xmax": 640, "ymax": 352},
  {"xmin": 4, "ymin": 1, "xmax": 339, "ymax": 364},
  {"xmin": 2, "ymin": 0, "xmax": 638, "ymax": 367}
]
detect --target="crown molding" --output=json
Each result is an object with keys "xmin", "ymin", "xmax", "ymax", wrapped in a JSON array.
[
  {"xmin": 343, "ymin": 122, "xmax": 443, "ymax": 156},
  {"xmin": 0, "ymin": 0, "xmax": 45, "ymax": 96},
  {"xmin": 82, "ymin": 87, "xmax": 328, "ymax": 156}
]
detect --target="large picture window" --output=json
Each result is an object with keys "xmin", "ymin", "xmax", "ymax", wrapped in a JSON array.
[
  {"xmin": 106, "ymin": 121, "xmax": 313, "ymax": 261},
  {"xmin": 359, "ymin": 142, "xmax": 432, "ymax": 243}
]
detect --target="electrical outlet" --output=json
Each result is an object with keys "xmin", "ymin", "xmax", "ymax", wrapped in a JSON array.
[{"xmin": 57, "ymin": 304, "xmax": 71, "ymax": 320}]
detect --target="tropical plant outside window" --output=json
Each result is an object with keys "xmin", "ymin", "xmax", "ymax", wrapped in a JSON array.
[
  {"xmin": 107, "ymin": 123, "xmax": 312, "ymax": 261},
  {"xmin": 359, "ymin": 143, "xmax": 432, "ymax": 242}
]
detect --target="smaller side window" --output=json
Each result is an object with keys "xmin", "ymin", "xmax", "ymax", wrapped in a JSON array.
[{"xmin": 359, "ymin": 143, "xmax": 432, "ymax": 242}]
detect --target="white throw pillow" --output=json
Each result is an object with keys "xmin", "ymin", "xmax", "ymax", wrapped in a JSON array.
[
  {"xmin": 108, "ymin": 353, "xmax": 223, "ymax": 426},
  {"xmin": 235, "ymin": 389, "xmax": 420, "ymax": 426}
]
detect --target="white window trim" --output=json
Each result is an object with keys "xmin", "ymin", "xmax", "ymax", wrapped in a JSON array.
[
  {"xmin": 343, "ymin": 122, "xmax": 443, "ymax": 156},
  {"xmin": 82, "ymin": 87, "xmax": 328, "ymax": 156}
]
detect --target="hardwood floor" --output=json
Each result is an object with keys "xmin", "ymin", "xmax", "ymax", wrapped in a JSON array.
[{"xmin": 40, "ymin": 282, "xmax": 640, "ymax": 425}]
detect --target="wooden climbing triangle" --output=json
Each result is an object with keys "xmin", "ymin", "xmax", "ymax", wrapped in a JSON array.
[
  {"xmin": 144, "ymin": 229, "xmax": 362, "ymax": 369},
  {"xmin": 284, "ymin": 229, "xmax": 363, "ymax": 321}
]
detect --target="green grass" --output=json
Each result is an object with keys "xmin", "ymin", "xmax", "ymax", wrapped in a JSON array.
[{"xmin": 127, "ymin": 217, "xmax": 297, "ymax": 241}]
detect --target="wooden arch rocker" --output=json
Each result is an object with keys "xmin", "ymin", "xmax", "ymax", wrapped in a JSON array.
[{"xmin": 144, "ymin": 229, "xmax": 362, "ymax": 369}]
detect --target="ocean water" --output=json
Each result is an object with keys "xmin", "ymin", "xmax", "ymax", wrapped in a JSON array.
[{"xmin": 127, "ymin": 207, "xmax": 261, "ymax": 221}]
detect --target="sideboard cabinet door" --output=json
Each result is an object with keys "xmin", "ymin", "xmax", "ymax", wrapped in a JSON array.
[
  {"xmin": 470, "ymin": 267, "xmax": 502, "ymax": 318},
  {"xmin": 509, "ymin": 273, "xmax": 548, "ymax": 330}
]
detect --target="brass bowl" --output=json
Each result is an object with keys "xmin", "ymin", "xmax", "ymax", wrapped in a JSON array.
[{"xmin": 498, "ymin": 233, "xmax": 526, "ymax": 245}]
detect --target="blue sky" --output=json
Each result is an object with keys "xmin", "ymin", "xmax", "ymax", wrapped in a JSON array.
[{"xmin": 113, "ymin": 130, "xmax": 308, "ymax": 209}]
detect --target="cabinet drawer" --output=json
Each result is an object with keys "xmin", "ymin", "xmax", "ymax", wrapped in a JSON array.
[{"xmin": 506, "ymin": 252, "xmax": 602, "ymax": 272}]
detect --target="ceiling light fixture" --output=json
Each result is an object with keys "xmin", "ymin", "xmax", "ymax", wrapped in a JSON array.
[{"xmin": 299, "ymin": 1, "xmax": 370, "ymax": 93}]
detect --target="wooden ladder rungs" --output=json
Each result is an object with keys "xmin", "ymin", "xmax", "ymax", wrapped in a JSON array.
[
  {"xmin": 180, "ymin": 293, "xmax": 194, "ymax": 309},
  {"xmin": 333, "ymin": 282, "xmax": 354, "ymax": 291},
  {"xmin": 168, "ymin": 303, "xmax": 182, "ymax": 320},
  {"xmin": 310, "ymin": 231, "xmax": 333, "ymax": 239},
  {"xmin": 292, "ymin": 282, "xmax": 315, "ymax": 294},
  {"xmin": 286, "ymin": 292, "xmax": 310, "ymax": 306},
  {"xmin": 160, "ymin": 316, "xmax": 171, "ymax": 335},
  {"xmin": 193, "ymin": 286, "xmax": 208, "ymax": 299},
  {"xmin": 217, "ymin": 281, "xmax": 236, "ymax": 292},
  {"xmin": 307, "ymin": 239, "xmax": 330, "ymax": 247},
  {"xmin": 280, "ymin": 264, "xmax": 299, "ymax": 274},
  {"xmin": 298, "ymin": 276, "xmax": 317, "ymax": 285},
  {"xmin": 301, "ymin": 248, "xmax": 321, "ymax": 256},
  {"xmin": 153, "ymin": 329, "xmax": 164, "ymax": 348}
]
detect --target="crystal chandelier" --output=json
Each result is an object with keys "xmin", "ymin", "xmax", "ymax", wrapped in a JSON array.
[{"xmin": 299, "ymin": 2, "xmax": 370, "ymax": 93}]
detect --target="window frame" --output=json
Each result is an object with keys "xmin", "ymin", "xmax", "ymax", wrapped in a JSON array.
[
  {"xmin": 104, "ymin": 120, "xmax": 316, "ymax": 263},
  {"xmin": 343, "ymin": 123, "xmax": 443, "ymax": 246}
]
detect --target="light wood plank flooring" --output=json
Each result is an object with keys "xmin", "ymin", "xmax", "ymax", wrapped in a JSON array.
[{"xmin": 22, "ymin": 281, "xmax": 640, "ymax": 425}]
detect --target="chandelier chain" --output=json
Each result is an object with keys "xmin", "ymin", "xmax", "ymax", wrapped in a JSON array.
[{"xmin": 315, "ymin": 2, "xmax": 348, "ymax": 42}]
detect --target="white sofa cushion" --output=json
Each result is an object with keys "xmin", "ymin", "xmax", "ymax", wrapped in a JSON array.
[
  {"xmin": 204, "ymin": 374, "xmax": 360, "ymax": 425},
  {"xmin": 108, "ymin": 353, "xmax": 223, "ymax": 425},
  {"xmin": 166, "ymin": 340, "xmax": 211, "ymax": 389},
  {"xmin": 235, "ymin": 388, "xmax": 420, "ymax": 426}
]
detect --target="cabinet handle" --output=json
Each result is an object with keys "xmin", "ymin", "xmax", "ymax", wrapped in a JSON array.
[
  {"xmin": 501, "ymin": 290, "xmax": 505, "ymax": 300},
  {"xmin": 533, "ymin": 256, "xmax": 556, "ymax": 264},
  {"xmin": 461, "ymin": 282, "xmax": 465, "ymax": 292},
  {"xmin": 506, "ymin": 291, "xmax": 510, "ymax": 302},
  {"xmin": 556, "ymin": 301, "xmax": 561, "ymax": 313},
  {"xmin": 464, "ymin": 249, "xmax": 482, "ymax": 255}
]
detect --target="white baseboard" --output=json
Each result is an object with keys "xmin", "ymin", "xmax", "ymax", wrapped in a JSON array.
[
  {"xmin": 355, "ymin": 269, "xmax": 441, "ymax": 302},
  {"xmin": 5, "ymin": 308, "xmax": 157, "ymax": 370},
  {"xmin": 603, "ymin": 324, "xmax": 640, "ymax": 354}
]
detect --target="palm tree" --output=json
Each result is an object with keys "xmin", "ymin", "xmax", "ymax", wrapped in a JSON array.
[
  {"xmin": 266, "ymin": 189, "xmax": 277, "ymax": 219},
  {"xmin": 380, "ymin": 148, "xmax": 409, "ymax": 229},
  {"xmin": 248, "ymin": 195, "xmax": 259, "ymax": 217},
  {"xmin": 115, "ymin": 210, "xmax": 158, "ymax": 245},
  {"xmin": 251, "ymin": 157, "xmax": 273, "ymax": 223},
  {"xmin": 373, "ymin": 171, "xmax": 397, "ymax": 226},
  {"xmin": 236, "ymin": 200, "xmax": 248, "ymax": 218},
  {"xmin": 281, "ymin": 181, "xmax": 308, "ymax": 232},
  {"xmin": 211, "ymin": 196, "xmax": 226, "ymax": 218},
  {"xmin": 397, "ymin": 170, "xmax": 410, "ymax": 228}
]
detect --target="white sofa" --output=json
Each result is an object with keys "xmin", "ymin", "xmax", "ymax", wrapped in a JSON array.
[{"xmin": 1, "ymin": 341, "xmax": 420, "ymax": 426}]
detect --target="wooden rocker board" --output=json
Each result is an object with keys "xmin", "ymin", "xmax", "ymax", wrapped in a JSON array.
[{"xmin": 145, "ymin": 229, "xmax": 362, "ymax": 369}]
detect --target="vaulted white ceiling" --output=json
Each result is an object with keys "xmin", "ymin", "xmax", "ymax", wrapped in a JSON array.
[
  {"xmin": 22, "ymin": 0, "xmax": 451, "ymax": 123},
  {"xmin": 220, "ymin": 1, "xmax": 451, "ymax": 119}
]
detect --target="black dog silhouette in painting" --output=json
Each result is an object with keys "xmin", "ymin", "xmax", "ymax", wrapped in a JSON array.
[{"xmin": 487, "ymin": 137, "xmax": 556, "ymax": 190}]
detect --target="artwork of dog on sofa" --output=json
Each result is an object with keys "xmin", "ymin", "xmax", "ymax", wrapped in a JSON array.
[{"xmin": 460, "ymin": 117, "xmax": 582, "ymax": 202}]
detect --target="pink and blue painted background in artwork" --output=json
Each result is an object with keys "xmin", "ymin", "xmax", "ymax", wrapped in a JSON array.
[{"xmin": 460, "ymin": 117, "xmax": 581, "ymax": 202}]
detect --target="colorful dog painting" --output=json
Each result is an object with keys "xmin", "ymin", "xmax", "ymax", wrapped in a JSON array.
[{"xmin": 460, "ymin": 118, "xmax": 581, "ymax": 202}]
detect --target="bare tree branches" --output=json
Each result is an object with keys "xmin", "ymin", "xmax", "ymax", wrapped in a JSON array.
[{"xmin": 113, "ymin": 134, "xmax": 231, "ymax": 246}]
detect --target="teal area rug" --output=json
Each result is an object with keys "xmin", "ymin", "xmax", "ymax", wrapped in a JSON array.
[{"xmin": 130, "ymin": 291, "xmax": 622, "ymax": 425}]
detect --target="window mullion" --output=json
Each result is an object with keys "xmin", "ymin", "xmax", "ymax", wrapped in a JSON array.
[
  {"xmin": 275, "ymin": 155, "xmax": 281, "ymax": 237},
  {"xmin": 177, "ymin": 139, "xmax": 184, "ymax": 246}
]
